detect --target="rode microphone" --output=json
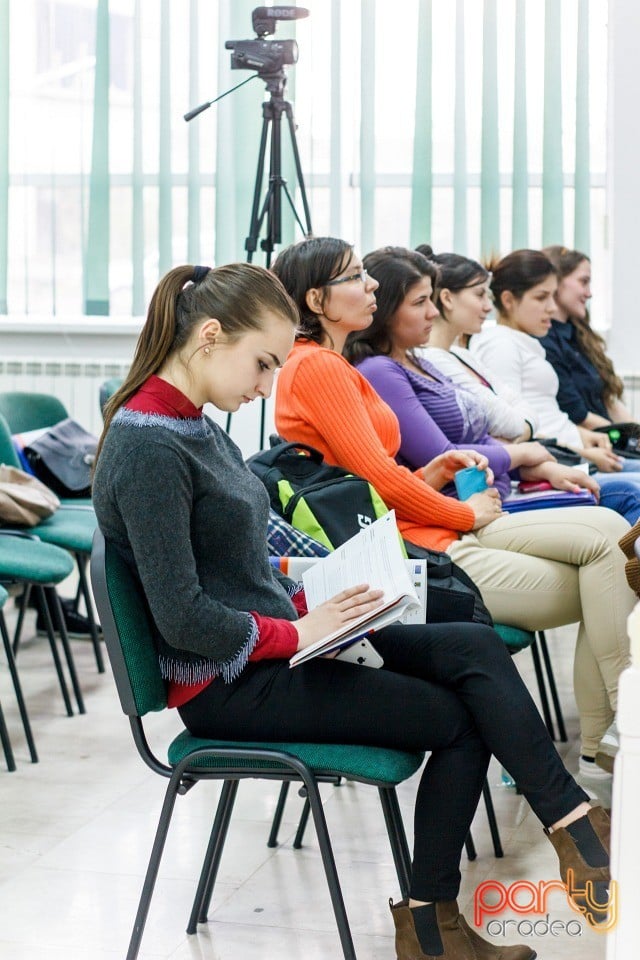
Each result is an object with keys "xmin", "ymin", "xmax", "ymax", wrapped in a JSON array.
[{"xmin": 252, "ymin": 6, "xmax": 310, "ymax": 37}]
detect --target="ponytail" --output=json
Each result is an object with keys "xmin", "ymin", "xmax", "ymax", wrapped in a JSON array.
[{"xmin": 96, "ymin": 262, "xmax": 297, "ymax": 464}]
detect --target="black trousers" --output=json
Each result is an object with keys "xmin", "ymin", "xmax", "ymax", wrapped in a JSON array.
[{"xmin": 179, "ymin": 621, "xmax": 588, "ymax": 901}]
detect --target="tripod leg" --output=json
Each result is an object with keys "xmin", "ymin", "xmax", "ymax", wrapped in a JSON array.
[
  {"xmin": 245, "ymin": 114, "xmax": 271, "ymax": 262},
  {"xmin": 283, "ymin": 102, "xmax": 313, "ymax": 235}
]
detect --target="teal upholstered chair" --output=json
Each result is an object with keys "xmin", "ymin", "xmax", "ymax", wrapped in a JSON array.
[
  {"xmin": 99, "ymin": 377, "xmax": 124, "ymax": 418},
  {"xmin": 0, "ymin": 411, "xmax": 103, "ymax": 673},
  {"xmin": 0, "ymin": 532, "xmax": 83, "ymax": 716},
  {"xmin": 0, "ymin": 391, "xmax": 68, "ymax": 434},
  {"xmin": 90, "ymin": 529, "xmax": 424, "ymax": 960}
]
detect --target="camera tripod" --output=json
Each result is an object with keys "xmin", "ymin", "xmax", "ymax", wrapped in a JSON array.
[
  {"xmin": 245, "ymin": 73, "xmax": 313, "ymax": 266},
  {"xmin": 226, "ymin": 73, "xmax": 313, "ymax": 444}
]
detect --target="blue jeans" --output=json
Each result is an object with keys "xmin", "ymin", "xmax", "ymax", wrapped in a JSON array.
[{"xmin": 596, "ymin": 474, "xmax": 640, "ymax": 524}]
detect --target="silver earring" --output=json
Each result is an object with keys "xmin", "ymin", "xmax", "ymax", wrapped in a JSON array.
[{"xmin": 204, "ymin": 346, "xmax": 210, "ymax": 355}]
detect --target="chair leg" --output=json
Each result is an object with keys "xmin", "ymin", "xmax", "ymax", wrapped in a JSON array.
[
  {"xmin": 378, "ymin": 787, "xmax": 412, "ymax": 899},
  {"xmin": 0, "ymin": 696, "xmax": 16, "ymax": 771},
  {"xmin": 267, "ymin": 781, "xmax": 291, "ymax": 848},
  {"xmin": 126, "ymin": 768, "xmax": 185, "ymax": 960},
  {"xmin": 187, "ymin": 779, "xmax": 239, "ymax": 933},
  {"xmin": 537, "ymin": 630, "xmax": 567, "ymax": 743},
  {"xmin": 293, "ymin": 794, "xmax": 311, "ymax": 849},
  {"xmin": 529, "ymin": 636, "xmax": 556, "ymax": 739},
  {"xmin": 268, "ymin": 776, "xmax": 342, "ymax": 849},
  {"xmin": 0, "ymin": 610, "xmax": 37, "ymax": 762},
  {"xmin": 33, "ymin": 587, "xmax": 74, "ymax": 717},
  {"xmin": 465, "ymin": 831, "xmax": 477, "ymax": 861},
  {"xmin": 482, "ymin": 779, "xmax": 503, "ymax": 858},
  {"xmin": 46, "ymin": 587, "xmax": 86, "ymax": 715},
  {"xmin": 75, "ymin": 553, "xmax": 105, "ymax": 674},
  {"xmin": 302, "ymin": 771, "xmax": 356, "ymax": 960},
  {"xmin": 12, "ymin": 583, "xmax": 31, "ymax": 656}
]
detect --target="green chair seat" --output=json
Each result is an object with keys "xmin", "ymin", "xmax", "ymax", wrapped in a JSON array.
[
  {"xmin": 168, "ymin": 732, "xmax": 424, "ymax": 783},
  {"xmin": 30, "ymin": 510, "xmax": 96, "ymax": 553},
  {"xmin": 494, "ymin": 623, "xmax": 535, "ymax": 653},
  {"xmin": 0, "ymin": 537, "xmax": 74, "ymax": 583}
]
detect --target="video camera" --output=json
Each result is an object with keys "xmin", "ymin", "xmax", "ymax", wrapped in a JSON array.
[{"xmin": 225, "ymin": 6, "xmax": 309, "ymax": 78}]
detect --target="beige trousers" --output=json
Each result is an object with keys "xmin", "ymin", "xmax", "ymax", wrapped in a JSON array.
[{"xmin": 446, "ymin": 505, "xmax": 634, "ymax": 755}]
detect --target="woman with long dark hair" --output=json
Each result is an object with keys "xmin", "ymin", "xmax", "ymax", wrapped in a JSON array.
[{"xmin": 541, "ymin": 245, "xmax": 631, "ymax": 428}]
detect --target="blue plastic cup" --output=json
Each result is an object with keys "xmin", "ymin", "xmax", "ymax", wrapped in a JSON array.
[{"xmin": 454, "ymin": 465, "xmax": 488, "ymax": 500}]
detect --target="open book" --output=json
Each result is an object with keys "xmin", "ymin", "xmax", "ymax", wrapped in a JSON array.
[
  {"xmin": 502, "ymin": 486, "xmax": 596, "ymax": 513},
  {"xmin": 289, "ymin": 511, "xmax": 422, "ymax": 667}
]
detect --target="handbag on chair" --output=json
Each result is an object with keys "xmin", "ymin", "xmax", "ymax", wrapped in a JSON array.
[{"xmin": 0, "ymin": 464, "xmax": 60, "ymax": 526}]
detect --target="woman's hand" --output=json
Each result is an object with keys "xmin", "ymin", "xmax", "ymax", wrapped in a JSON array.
[
  {"xmin": 468, "ymin": 488, "xmax": 503, "ymax": 530},
  {"xmin": 422, "ymin": 450, "xmax": 493, "ymax": 491},
  {"xmin": 520, "ymin": 461, "xmax": 600, "ymax": 498},
  {"xmin": 293, "ymin": 584, "xmax": 384, "ymax": 652},
  {"xmin": 582, "ymin": 447, "xmax": 624, "ymax": 473},
  {"xmin": 579, "ymin": 427, "xmax": 612, "ymax": 450}
]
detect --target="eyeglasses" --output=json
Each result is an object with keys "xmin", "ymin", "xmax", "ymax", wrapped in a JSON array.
[{"xmin": 325, "ymin": 268, "xmax": 369, "ymax": 286}]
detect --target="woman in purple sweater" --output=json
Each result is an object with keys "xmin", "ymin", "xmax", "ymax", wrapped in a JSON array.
[{"xmin": 344, "ymin": 247, "xmax": 598, "ymax": 502}]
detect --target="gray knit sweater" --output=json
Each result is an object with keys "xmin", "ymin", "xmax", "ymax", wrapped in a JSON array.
[{"xmin": 92, "ymin": 408, "xmax": 297, "ymax": 684}]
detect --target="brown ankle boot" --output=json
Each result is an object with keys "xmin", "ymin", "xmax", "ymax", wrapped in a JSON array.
[
  {"xmin": 389, "ymin": 898, "xmax": 536, "ymax": 959},
  {"xmin": 545, "ymin": 804, "xmax": 610, "ymax": 884},
  {"xmin": 545, "ymin": 805, "xmax": 611, "ymax": 924}
]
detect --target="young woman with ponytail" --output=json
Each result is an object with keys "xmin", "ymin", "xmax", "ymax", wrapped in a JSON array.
[{"xmin": 92, "ymin": 260, "xmax": 612, "ymax": 960}]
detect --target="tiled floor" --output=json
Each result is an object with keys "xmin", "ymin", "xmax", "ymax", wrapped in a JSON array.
[{"xmin": 0, "ymin": 600, "xmax": 608, "ymax": 959}]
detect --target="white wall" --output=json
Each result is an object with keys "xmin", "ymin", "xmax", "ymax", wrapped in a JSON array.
[{"xmin": 606, "ymin": 0, "xmax": 640, "ymax": 373}]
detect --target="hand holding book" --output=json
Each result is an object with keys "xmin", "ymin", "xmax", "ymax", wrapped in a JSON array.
[
  {"xmin": 292, "ymin": 582, "xmax": 384, "ymax": 655},
  {"xmin": 289, "ymin": 511, "xmax": 422, "ymax": 667}
]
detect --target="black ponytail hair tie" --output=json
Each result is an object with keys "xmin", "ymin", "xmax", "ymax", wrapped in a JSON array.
[{"xmin": 192, "ymin": 265, "xmax": 210, "ymax": 283}]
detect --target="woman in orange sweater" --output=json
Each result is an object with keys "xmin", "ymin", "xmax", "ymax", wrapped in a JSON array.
[{"xmin": 272, "ymin": 237, "xmax": 634, "ymax": 773}]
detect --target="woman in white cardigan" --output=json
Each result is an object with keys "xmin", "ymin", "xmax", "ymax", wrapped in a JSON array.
[
  {"xmin": 470, "ymin": 250, "xmax": 637, "ymax": 479},
  {"xmin": 416, "ymin": 247, "xmax": 536, "ymax": 442}
]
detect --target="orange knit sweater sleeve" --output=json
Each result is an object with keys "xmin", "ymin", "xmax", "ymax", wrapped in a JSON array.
[{"xmin": 275, "ymin": 343, "xmax": 475, "ymax": 542}]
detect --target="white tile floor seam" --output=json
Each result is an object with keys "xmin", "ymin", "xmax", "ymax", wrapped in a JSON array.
[{"xmin": 0, "ymin": 608, "xmax": 606, "ymax": 959}]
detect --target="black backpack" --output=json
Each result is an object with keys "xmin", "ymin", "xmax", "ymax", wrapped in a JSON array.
[
  {"xmin": 248, "ymin": 441, "xmax": 492, "ymax": 627},
  {"xmin": 247, "ymin": 442, "xmax": 389, "ymax": 551}
]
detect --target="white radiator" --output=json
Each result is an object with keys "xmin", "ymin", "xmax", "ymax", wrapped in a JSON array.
[
  {"xmin": 0, "ymin": 357, "xmax": 272, "ymax": 456},
  {"xmin": 0, "ymin": 359, "xmax": 130, "ymax": 436},
  {"xmin": 2, "ymin": 357, "xmax": 640, "ymax": 456}
]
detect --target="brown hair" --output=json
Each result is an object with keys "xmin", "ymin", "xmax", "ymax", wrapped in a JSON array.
[
  {"xmin": 271, "ymin": 237, "xmax": 354, "ymax": 345},
  {"xmin": 489, "ymin": 249, "xmax": 557, "ymax": 316},
  {"xmin": 96, "ymin": 262, "xmax": 298, "ymax": 462},
  {"xmin": 344, "ymin": 247, "xmax": 438, "ymax": 364},
  {"xmin": 542, "ymin": 245, "xmax": 624, "ymax": 403}
]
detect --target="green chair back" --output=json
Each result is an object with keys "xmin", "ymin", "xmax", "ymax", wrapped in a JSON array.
[
  {"xmin": 99, "ymin": 378, "xmax": 124, "ymax": 418},
  {"xmin": 90, "ymin": 530, "xmax": 166, "ymax": 717},
  {"xmin": 0, "ymin": 413, "xmax": 21, "ymax": 468},
  {"xmin": 0, "ymin": 391, "xmax": 68, "ymax": 434}
]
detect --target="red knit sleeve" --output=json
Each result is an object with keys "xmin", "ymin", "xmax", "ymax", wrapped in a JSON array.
[
  {"xmin": 248, "ymin": 613, "xmax": 299, "ymax": 661},
  {"xmin": 277, "ymin": 348, "xmax": 475, "ymax": 533}
]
